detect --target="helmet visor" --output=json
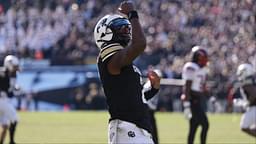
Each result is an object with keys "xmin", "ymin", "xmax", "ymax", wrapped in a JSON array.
[{"xmin": 109, "ymin": 18, "xmax": 131, "ymax": 34}]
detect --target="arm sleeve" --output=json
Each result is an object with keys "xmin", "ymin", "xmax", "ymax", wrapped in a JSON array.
[
  {"xmin": 142, "ymin": 80, "xmax": 159, "ymax": 101},
  {"xmin": 144, "ymin": 87, "xmax": 159, "ymax": 101}
]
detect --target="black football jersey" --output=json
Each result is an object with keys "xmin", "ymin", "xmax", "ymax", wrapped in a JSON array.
[
  {"xmin": 240, "ymin": 76, "xmax": 256, "ymax": 106},
  {"xmin": 97, "ymin": 54, "xmax": 152, "ymax": 133},
  {"xmin": 0, "ymin": 68, "xmax": 10, "ymax": 93},
  {"xmin": 0, "ymin": 68, "xmax": 17, "ymax": 97}
]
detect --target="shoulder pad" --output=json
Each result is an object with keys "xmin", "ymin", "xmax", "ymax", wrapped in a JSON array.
[
  {"xmin": 100, "ymin": 43, "xmax": 123, "ymax": 62},
  {"xmin": 184, "ymin": 62, "xmax": 199, "ymax": 71}
]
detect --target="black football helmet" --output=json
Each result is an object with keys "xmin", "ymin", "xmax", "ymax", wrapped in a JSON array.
[{"xmin": 191, "ymin": 46, "xmax": 208, "ymax": 67}]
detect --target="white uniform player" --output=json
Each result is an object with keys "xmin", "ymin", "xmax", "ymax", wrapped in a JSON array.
[
  {"xmin": 181, "ymin": 46, "xmax": 209, "ymax": 144},
  {"xmin": 236, "ymin": 63, "xmax": 256, "ymax": 137},
  {"xmin": 0, "ymin": 55, "xmax": 20, "ymax": 144}
]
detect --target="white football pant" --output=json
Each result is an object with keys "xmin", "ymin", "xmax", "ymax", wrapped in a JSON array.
[
  {"xmin": 240, "ymin": 106, "xmax": 256, "ymax": 130},
  {"xmin": 0, "ymin": 97, "xmax": 18, "ymax": 125},
  {"xmin": 108, "ymin": 119, "xmax": 154, "ymax": 144}
]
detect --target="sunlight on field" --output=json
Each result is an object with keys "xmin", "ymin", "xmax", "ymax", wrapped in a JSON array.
[
  {"xmin": 4, "ymin": 111, "xmax": 255, "ymax": 144},
  {"xmin": 156, "ymin": 113, "xmax": 256, "ymax": 144}
]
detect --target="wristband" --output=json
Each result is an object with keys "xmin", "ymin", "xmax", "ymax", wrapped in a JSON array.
[
  {"xmin": 128, "ymin": 11, "xmax": 139, "ymax": 20},
  {"xmin": 151, "ymin": 87, "xmax": 159, "ymax": 94}
]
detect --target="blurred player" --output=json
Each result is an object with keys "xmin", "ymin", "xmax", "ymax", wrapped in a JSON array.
[
  {"xmin": 181, "ymin": 46, "xmax": 209, "ymax": 144},
  {"xmin": 0, "ymin": 55, "xmax": 20, "ymax": 144},
  {"xmin": 143, "ymin": 69, "xmax": 161, "ymax": 144},
  {"xmin": 94, "ymin": 1, "xmax": 155, "ymax": 143},
  {"xmin": 236, "ymin": 63, "xmax": 256, "ymax": 137}
]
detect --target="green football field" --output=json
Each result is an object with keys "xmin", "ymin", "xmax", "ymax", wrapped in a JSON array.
[{"xmin": 4, "ymin": 111, "xmax": 256, "ymax": 144}]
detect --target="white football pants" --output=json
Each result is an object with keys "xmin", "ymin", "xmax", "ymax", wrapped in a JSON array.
[
  {"xmin": 240, "ymin": 106, "xmax": 256, "ymax": 129},
  {"xmin": 108, "ymin": 119, "xmax": 154, "ymax": 144},
  {"xmin": 0, "ymin": 97, "xmax": 18, "ymax": 125}
]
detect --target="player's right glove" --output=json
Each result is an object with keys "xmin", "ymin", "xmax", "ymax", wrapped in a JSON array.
[{"xmin": 183, "ymin": 101, "xmax": 192, "ymax": 120}]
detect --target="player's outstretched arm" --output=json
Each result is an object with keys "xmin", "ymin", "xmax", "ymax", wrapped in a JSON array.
[
  {"xmin": 184, "ymin": 80, "xmax": 192, "ymax": 101},
  {"xmin": 108, "ymin": 1, "xmax": 146, "ymax": 75}
]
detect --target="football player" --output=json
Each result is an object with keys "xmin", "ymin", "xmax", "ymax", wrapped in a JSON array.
[
  {"xmin": 181, "ymin": 46, "xmax": 209, "ymax": 144},
  {"xmin": 142, "ymin": 69, "xmax": 161, "ymax": 144},
  {"xmin": 94, "ymin": 1, "xmax": 156, "ymax": 143},
  {"xmin": 236, "ymin": 63, "xmax": 256, "ymax": 137},
  {"xmin": 0, "ymin": 55, "xmax": 20, "ymax": 144}
]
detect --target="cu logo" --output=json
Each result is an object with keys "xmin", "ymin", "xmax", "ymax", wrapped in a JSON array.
[{"xmin": 128, "ymin": 131, "xmax": 136, "ymax": 138}]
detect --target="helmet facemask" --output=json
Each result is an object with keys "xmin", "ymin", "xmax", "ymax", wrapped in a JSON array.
[
  {"xmin": 192, "ymin": 48, "xmax": 208, "ymax": 67},
  {"xmin": 197, "ymin": 50, "xmax": 208, "ymax": 67}
]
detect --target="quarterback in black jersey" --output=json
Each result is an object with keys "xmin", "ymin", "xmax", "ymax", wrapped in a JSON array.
[
  {"xmin": 0, "ymin": 55, "xmax": 20, "ymax": 144},
  {"xmin": 94, "ymin": 1, "xmax": 159, "ymax": 143},
  {"xmin": 236, "ymin": 63, "xmax": 256, "ymax": 137}
]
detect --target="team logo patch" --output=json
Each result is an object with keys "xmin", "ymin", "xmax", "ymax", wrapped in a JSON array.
[{"xmin": 128, "ymin": 131, "xmax": 136, "ymax": 137}]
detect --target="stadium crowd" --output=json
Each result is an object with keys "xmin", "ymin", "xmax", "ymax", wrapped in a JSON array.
[{"xmin": 0, "ymin": 0, "xmax": 255, "ymax": 111}]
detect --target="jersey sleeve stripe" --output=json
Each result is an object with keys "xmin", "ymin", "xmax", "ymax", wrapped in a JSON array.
[
  {"xmin": 101, "ymin": 49, "xmax": 122, "ymax": 62},
  {"xmin": 101, "ymin": 43, "xmax": 122, "ymax": 52},
  {"xmin": 100, "ymin": 46, "xmax": 123, "ymax": 62}
]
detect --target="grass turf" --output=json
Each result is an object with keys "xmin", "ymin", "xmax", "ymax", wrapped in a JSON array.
[{"xmin": 4, "ymin": 111, "xmax": 255, "ymax": 144}]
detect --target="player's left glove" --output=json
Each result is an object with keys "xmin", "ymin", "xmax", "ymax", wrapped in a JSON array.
[{"xmin": 183, "ymin": 101, "xmax": 192, "ymax": 120}]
